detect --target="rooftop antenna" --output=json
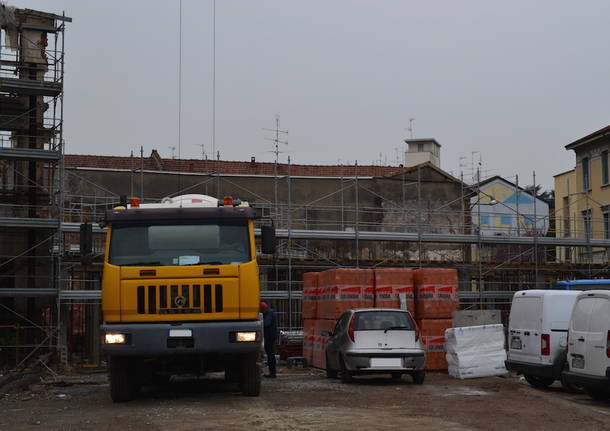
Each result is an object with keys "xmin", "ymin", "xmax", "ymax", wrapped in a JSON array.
[
  {"xmin": 195, "ymin": 143, "xmax": 206, "ymax": 160},
  {"xmin": 471, "ymin": 151, "xmax": 481, "ymax": 183},
  {"xmin": 407, "ymin": 118, "xmax": 415, "ymax": 139},
  {"xmin": 263, "ymin": 115, "xmax": 288, "ymax": 219},
  {"xmin": 263, "ymin": 115, "xmax": 288, "ymax": 164},
  {"xmin": 169, "ymin": 146, "xmax": 177, "ymax": 159}
]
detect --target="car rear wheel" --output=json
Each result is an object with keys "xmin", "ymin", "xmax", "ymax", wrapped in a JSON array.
[
  {"xmin": 326, "ymin": 353, "xmax": 338, "ymax": 379},
  {"xmin": 560, "ymin": 363, "xmax": 584, "ymax": 393},
  {"xmin": 586, "ymin": 387, "xmax": 610, "ymax": 401},
  {"xmin": 524, "ymin": 374, "xmax": 554, "ymax": 389},
  {"xmin": 340, "ymin": 356, "xmax": 353, "ymax": 383},
  {"xmin": 412, "ymin": 370, "xmax": 425, "ymax": 385},
  {"xmin": 391, "ymin": 372, "xmax": 403, "ymax": 381}
]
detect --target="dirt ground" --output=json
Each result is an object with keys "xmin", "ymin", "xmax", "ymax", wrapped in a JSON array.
[{"xmin": 2, "ymin": 368, "xmax": 610, "ymax": 431}]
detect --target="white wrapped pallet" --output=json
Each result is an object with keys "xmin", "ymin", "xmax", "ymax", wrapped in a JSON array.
[
  {"xmin": 445, "ymin": 324, "xmax": 507, "ymax": 379},
  {"xmin": 446, "ymin": 350, "xmax": 507, "ymax": 379},
  {"xmin": 445, "ymin": 324, "xmax": 505, "ymax": 354}
]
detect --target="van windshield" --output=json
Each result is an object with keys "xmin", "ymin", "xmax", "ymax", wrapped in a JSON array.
[
  {"xmin": 355, "ymin": 311, "xmax": 414, "ymax": 331},
  {"xmin": 109, "ymin": 222, "xmax": 251, "ymax": 266}
]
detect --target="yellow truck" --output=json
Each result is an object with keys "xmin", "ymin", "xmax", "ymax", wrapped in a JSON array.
[{"xmin": 91, "ymin": 194, "xmax": 275, "ymax": 402}]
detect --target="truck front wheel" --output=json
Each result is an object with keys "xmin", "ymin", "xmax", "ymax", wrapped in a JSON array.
[
  {"xmin": 109, "ymin": 356, "xmax": 140, "ymax": 402},
  {"xmin": 239, "ymin": 352, "xmax": 261, "ymax": 396}
]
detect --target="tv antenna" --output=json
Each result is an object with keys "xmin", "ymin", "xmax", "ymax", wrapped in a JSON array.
[
  {"xmin": 263, "ymin": 115, "xmax": 288, "ymax": 163},
  {"xmin": 407, "ymin": 118, "xmax": 415, "ymax": 139},
  {"xmin": 194, "ymin": 143, "xmax": 206, "ymax": 160},
  {"xmin": 168, "ymin": 146, "xmax": 177, "ymax": 159}
]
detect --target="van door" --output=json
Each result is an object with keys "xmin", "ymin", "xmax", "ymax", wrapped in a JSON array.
[
  {"xmin": 570, "ymin": 295, "xmax": 610, "ymax": 376},
  {"xmin": 508, "ymin": 295, "xmax": 543, "ymax": 363}
]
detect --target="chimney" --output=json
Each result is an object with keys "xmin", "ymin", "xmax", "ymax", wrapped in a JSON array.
[{"xmin": 150, "ymin": 149, "xmax": 163, "ymax": 171}]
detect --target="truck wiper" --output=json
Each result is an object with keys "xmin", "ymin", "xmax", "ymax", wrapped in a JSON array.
[
  {"xmin": 122, "ymin": 261, "xmax": 162, "ymax": 266},
  {"xmin": 383, "ymin": 326, "xmax": 411, "ymax": 333},
  {"xmin": 199, "ymin": 261, "xmax": 223, "ymax": 265}
]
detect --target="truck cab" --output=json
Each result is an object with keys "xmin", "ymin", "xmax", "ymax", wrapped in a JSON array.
[{"xmin": 98, "ymin": 194, "xmax": 274, "ymax": 402}]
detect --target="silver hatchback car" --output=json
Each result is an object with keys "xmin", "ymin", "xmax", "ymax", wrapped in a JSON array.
[{"xmin": 324, "ymin": 308, "xmax": 426, "ymax": 383}]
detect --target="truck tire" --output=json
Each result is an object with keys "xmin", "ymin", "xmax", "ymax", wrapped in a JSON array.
[
  {"xmin": 239, "ymin": 353, "xmax": 261, "ymax": 396},
  {"xmin": 109, "ymin": 357, "xmax": 139, "ymax": 402}
]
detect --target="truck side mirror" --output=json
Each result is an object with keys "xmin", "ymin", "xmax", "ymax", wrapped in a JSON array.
[
  {"xmin": 261, "ymin": 225, "xmax": 276, "ymax": 255},
  {"xmin": 80, "ymin": 222, "xmax": 93, "ymax": 265}
]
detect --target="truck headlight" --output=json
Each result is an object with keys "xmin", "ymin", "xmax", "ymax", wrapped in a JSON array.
[
  {"xmin": 104, "ymin": 333, "xmax": 127, "ymax": 344},
  {"xmin": 235, "ymin": 331, "xmax": 258, "ymax": 342}
]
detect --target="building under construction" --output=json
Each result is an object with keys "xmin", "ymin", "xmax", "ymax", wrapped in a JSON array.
[
  {"xmin": 0, "ymin": 5, "xmax": 71, "ymax": 368},
  {"xmin": 1, "ymin": 5, "xmax": 609, "ymax": 370}
]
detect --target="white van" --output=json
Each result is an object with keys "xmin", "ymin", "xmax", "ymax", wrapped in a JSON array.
[
  {"xmin": 563, "ymin": 290, "xmax": 610, "ymax": 400},
  {"xmin": 505, "ymin": 290, "xmax": 581, "ymax": 391}
]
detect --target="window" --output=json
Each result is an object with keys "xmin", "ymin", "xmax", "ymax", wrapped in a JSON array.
[
  {"xmin": 582, "ymin": 209, "xmax": 592, "ymax": 238},
  {"xmin": 500, "ymin": 216, "xmax": 511, "ymax": 225},
  {"xmin": 523, "ymin": 216, "xmax": 535, "ymax": 226},
  {"xmin": 417, "ymin": 143, "xmax": 424, "ymax": 152},
  {"xmin": 562, "ymin": 197, "xmax": 570, "ymax": 237},
  {"xmin": 480, "ymin": 215, "xmax": 490, "ymax": 226},
  {"xmin": 604, "ymin": 211, "xmax": 610, "ymax": 240},
  {"xmin": 582, "ymin": 157, "xmax": 590, "ymax": 191},
  {"xmin": 354, "ymin": 310, "xmax": 414, "ymax": 331},
  {"xmin": 603, "ymin": 151, "xmax": 609, "ymax": 185}
]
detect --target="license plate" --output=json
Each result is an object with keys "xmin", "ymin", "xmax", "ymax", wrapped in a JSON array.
[
  {"xmin": 572, "ymin": 356, "xmax": 585, "ymax": 369},
  {"xmin": 169, "ymin": 329, "xmax": 192, "ymax": 337},
  {"xmin": 510, "ymin": 337, "xmax": 522, "ymax": 350},
  {"xmin": 371, "ymin": 357, "xmax": 402, "ymax": 368}
]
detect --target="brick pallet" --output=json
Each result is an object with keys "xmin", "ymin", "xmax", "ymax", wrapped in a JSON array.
[
  {"xmin": 302, "ymin": 267, "xmax": 458, "ymax": 371},
  {"xmin": 414, "ymin": 268, "xmax": 459, "ymax": 371}
]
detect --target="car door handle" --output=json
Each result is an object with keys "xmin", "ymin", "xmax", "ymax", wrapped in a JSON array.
[{"xmin": 578, "ymin": 337, "xmax": 585, "ymax": 342}]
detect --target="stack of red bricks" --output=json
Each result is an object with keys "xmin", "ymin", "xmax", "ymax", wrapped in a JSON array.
[
  {"xmin": 302, "ymin": 267, "xmax": 459, "ymax": 371},
  {"xmin": 414, "ymin": 268, "xmax": 459, "ymax": 370}
]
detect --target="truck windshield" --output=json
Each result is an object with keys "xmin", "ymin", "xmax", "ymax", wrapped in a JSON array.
[{"xmin": 109, "ymin": 223, "xmax": 251, "ymax": 266}]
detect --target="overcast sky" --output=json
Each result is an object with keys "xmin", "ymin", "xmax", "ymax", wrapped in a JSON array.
[{"xmin": 8, "ymin": 0, "xmax": 610, "ymax": 188}]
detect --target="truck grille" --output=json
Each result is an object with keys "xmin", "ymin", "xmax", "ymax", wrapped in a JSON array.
[{"xmin": 136, "ymin": 284, "xmax": 224, "ymax": 314}]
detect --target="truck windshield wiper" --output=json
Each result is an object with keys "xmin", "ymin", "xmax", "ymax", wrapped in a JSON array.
[
  {"xmin": 383, "ymin": 326, "xmax": 411, "ymax": 333},
  {"xmin": 199, "ymin": 261, "xmax": 224, "ymax": 265},
  {"xmin": 122, "ymin": 261, "xmax": 162, "ymax": 266}
]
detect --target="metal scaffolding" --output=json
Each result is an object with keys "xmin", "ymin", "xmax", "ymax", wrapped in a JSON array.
[{"xmin": 0, "ymin": 6, "xmax": 71, "ymax": 368}]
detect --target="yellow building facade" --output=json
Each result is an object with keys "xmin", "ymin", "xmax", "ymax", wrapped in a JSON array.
[{"xmin": 555, "ymin": 125, "xmax": 610, "ymax": 263}]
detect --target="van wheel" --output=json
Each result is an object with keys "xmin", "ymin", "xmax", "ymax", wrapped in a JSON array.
[
  {"xmin": 524, "ymin": 374, "xmax": 554, "ymax": 389},
  {"xmin": 326, "ymin": 353, "xmax": 338, "ymax": 379},
  {"xmin": 340, "ymin": 356, "xmax": 353, "ymax": 383},
  {"xmin": 560, "ymin": 363, "xmax": 584, "ymax": 393},
  {"xmin": 239, "ymin": 353, "xmax": 261, "ymax": 396},
  {"xmin": 109, "ymin": 357, "xmax": 139, "ymax": 403},
  {"xmin": 391, "ymin": 372, "xmax": 403, "ymax": 381},
  {"xmin": 586, "ymin": 387, "xmax": 610, "ymax": 401},
  {"xmin": 412, "ymin": 370, "xmax": 425, "ymax": 385}
]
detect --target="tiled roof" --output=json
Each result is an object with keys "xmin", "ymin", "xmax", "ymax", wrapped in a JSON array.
[{"xmin": 64, "ymin": 151, "xmax": 413, "ymax": 178}]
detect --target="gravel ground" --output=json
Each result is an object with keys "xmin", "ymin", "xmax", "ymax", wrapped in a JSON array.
[{"xmin": 1, "ymin": 368, "xmax": 610, "ymax": 430}]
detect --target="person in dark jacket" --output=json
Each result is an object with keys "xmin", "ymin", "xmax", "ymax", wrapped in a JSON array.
[{"xmin": 260, "ymin": 301, "xmax": 278, "ymax": 378}]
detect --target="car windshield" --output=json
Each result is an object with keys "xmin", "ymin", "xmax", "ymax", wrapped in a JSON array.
[
  {"xmin": 354, "ymin": 311, "xmax": 414, "ymax": 331},
  {"xmin": 109, "ymin": 222, "xmax": 250, "ymax": 266}
]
